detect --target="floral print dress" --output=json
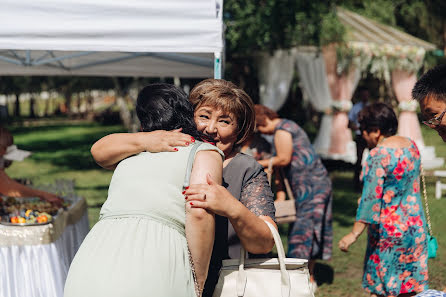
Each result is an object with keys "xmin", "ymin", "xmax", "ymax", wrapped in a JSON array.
[{"xmin": 357, "ymin": 140, "xmax": 428, "ymax": 296}]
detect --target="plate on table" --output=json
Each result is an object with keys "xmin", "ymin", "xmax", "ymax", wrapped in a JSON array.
[
  {"xmin": 0, "ymin": 196, "xmax": 62, "ymax": 226},
  {"xmin": 0, "ymin": 220, "xmax": 52, "ymax": 226}
]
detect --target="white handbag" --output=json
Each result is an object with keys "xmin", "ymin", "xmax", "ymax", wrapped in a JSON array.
[{"xmin": 212, "ymin": 221, "xmax": 314, "ymax": 297}]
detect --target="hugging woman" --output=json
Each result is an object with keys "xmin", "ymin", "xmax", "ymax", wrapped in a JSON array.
[
  {"xmin": 90, "ymin": 79, "xmax": 277, "ymax": 297},
  {"xmin": 64, "ymin": 84, "xmax": 223, "ymax": 297}
]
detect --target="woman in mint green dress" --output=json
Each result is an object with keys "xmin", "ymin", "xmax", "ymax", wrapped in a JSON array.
[
  {"xmin": 64, "ymin": 84, "xmax": 223, "ymax": 297},
  {"xmin": 339, "ymin": 103, "xmax": 428, "ymax": 297}
]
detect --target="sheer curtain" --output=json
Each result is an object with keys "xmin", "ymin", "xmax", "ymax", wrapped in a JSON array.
[
  {"xmin": 258, "ymin": 49, "xmax": 296, "ymax": 111},
  {"xmin": 323, "ymin": 45, "xmax": 360, "ymax": 163},
  {"xmin": 295, "ymin": 51, "xmax": 333, "ymax": 156}
]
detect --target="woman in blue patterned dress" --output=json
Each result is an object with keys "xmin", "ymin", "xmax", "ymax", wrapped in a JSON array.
[
  {"xmin": 339, "ymin": 103, "xmax": 428, "ymax": 297},
  {"xmin": 255, "ymin": 104, "xmax": 333, "ymax": 290}
]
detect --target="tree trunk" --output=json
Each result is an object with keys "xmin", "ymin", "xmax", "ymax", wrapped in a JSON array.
[
  {"xmin": 64, "ymin": 90, "xmax": 72, "ymax": 115},
  {"xmin": 112, "ymin": 77, "xmax": 133, "ymax": 131},
  {"xmin": 29, "ymin": 97, "xmax": 36, "ymax": 118},
  {"xmin": 116, "ymin": 96, "xmax": 132, "ymax": 131},
  {"xmin": 44, "ymin": 96, "xmax": 50, "ymax": 117},
  {"xmin": 443, "ymin": 20, "xmax": 446, "ymax": 55},
  {"xmin": 14, "ymin": 93, "xmax": 20, "ymax": 117}
]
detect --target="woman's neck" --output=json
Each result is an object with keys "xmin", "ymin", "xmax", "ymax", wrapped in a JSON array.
[
  {"xmin": 223, "ymin": 149, "xmax": 238, "ymax": 167},
  {"xmin": 377, "ymin": 135, "xmax": 386, "ymax": 145}
]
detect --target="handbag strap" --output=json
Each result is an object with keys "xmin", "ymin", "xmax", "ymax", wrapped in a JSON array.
[
  {"xmin": 420, "ymin": 161, "xmax": 433, "ymax": 236},
  {"xmin": 280, "ymin": 168, "xmax": 295, "ymax": 201},
  {"xmin": 183, "ymin": 141, "xmax": 203, "ymax": 189},
  {"xmin": 237, "ymin": 221, "xmax": 291, "ymax": 297}
]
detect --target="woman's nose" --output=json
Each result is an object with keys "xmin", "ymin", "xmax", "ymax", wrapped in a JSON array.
[{"xmin": 205, "ymin": 120, "xmax": 217, "ymax": 134}]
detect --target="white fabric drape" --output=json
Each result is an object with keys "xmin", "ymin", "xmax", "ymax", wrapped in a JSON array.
[
  {"xmin": 295, "ymin": 52, "xmax": 333, "ymax": 112},
  {"xmin": 0, "ymin": 213, "xmax": 89, "ymax": 297},
  {"xmin": 258, "ymin": 49, "xmax": 296, "ymax": 111},
  {"xmin": 295, "ymin": 51, "xmax": 334, "ymax": 156}
]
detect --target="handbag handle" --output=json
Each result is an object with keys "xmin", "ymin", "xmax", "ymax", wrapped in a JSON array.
[
  {"xmin": 236, "ymin": 221, "xmax": 291, "ymax": 297},
  {"xmin": 420, "ymin": 161, "xmax": 433, "ymax": 236}
]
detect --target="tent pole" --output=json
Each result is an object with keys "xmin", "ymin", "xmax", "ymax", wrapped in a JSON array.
[{"xmin": 214, "ymin": 52, "xmax": 222, "ymax": 79}]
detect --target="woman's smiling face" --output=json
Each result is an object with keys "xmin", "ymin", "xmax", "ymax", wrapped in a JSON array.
[{"xmin": 194, "ymin": 105, "xmax": 238, "ymax": 157}]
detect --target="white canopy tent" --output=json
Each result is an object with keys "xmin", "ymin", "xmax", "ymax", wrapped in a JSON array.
[{"xmin": 0, "ymin": 0, "xmax": 224, "ymax": 78}]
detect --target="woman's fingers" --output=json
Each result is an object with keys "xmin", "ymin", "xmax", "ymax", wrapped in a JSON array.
[
  {"xmin": 188, "ymin": 200, "xmax": 208, "ymax": 209},
  {"xmin": 184, "ymin": 184, "xmax": 210, "ymax": 195},
  {"xmin": 185, "ymin": 193, "xmax": 207, "ymax": 202},
  {"xmin": 338, "ymin": 239, "xmax": 348, "ymax": 252}
]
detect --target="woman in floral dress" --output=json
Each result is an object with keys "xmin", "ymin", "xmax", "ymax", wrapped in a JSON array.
[{"xmin": 339, "ymin": 103, "xmax": 428, "ymax": 297}]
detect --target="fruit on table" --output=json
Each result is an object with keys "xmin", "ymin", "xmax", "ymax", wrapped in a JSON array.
[
  {"xmin": 36, "ymin": 215, "xmax": 48, "ymax": 223},
  {"xmin": 18, "ymin": 217, "xmax": 26, "ymax": 223},
  {"xmin": 10, "ymin": 216, "xmax": 18, "ymax": 224}
]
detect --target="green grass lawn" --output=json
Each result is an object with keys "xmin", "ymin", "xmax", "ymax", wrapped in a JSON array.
[{"xmin": 4, "ymin": 120, "xmax": 446, "ymax": 296}]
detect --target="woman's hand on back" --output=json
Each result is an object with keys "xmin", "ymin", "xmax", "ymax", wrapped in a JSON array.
[
  {"xmin": 91, "ymin": 129, "xmax": 194, "ymax": 169},
  {"xmin": 140, "ymin": 129, "xmax": 194, "ymax": 152},
  {"xmin": 185, "ymin": 174, "xmax": 238, "ymax": 217}
]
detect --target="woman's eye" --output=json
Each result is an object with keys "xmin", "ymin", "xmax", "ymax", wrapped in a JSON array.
[
  {"xmin": 199, "ymin": 115, "xmax": 209, "ymax": 119},
  {"xmin": 220, "ymin": 120, "xmax": 230, "ymax": 124}
]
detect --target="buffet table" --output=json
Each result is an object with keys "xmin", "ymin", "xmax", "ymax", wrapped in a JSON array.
[{"xmin": 0, "ymin": 196, "xmax": 89, "ymax": 297}]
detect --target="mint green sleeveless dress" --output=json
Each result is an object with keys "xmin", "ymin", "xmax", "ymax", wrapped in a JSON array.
[{"xmin": 64, "ymin": 142, "xmax": 223, "ymax": 297}]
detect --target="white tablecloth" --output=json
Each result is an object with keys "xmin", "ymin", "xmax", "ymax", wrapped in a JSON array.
[{"xmin": 0, "ymin": 208, "xmax": 89, "ymax": 297}]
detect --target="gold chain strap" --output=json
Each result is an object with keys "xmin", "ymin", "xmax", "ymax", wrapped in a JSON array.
[{"xmin": 420, "ymin": 162, "xmax": 433, "ymax": 236}]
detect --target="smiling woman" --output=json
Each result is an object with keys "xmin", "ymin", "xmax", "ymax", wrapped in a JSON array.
[{"xmin": 90, "ymin": 79, "xmax": 277, "ymax": 297}]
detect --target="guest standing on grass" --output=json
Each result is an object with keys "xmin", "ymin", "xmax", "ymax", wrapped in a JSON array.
[
  {"xmin": 254, "ymin": 104, "xmax": 332, "ymax": 293},
  {"xmin": 339, "ymin": 103, "xmax": 428, "ymax": 297}
]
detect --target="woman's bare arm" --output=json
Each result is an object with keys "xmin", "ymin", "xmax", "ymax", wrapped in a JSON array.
[
  {"xmin": 258, "ymin": 130, "xmax": 293, "ymax": 168},
  {"xmin": 0, "ymin": 171, "xmax": 62, "ymax": 205},
  {"xmin": 91, "ymin": 130, "xmax": 192, "ymax": 170},
  {"xmin": 185, "ymin": 150, "xmax": 222, "ymax": 294},
  {"xmin": 185, "ymin": 175, "xmax": 276, "ymax": 254},
  {"xmin": 338, "ymin": 221, "xmax": 367, "ymax": 252}
]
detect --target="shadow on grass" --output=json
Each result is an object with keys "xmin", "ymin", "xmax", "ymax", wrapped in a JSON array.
[
  {"xmin": 315, "ymin": 262, "xmax": 334, "ymax": 286},
  {"xmin": 9, "ymin": 123, "xmax": 124, "ymax": 170}
]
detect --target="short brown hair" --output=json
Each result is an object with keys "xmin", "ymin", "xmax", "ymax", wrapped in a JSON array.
[
  {"xmin": 254, "ymin": 104, "xmax": 279, "ymax": 126},
  {"xmin": 189, "ymin": 79, "xmax": 255, "ymax": 146}
]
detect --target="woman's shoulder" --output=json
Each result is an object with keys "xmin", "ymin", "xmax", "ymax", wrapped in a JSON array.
[
  {"xmin": 379, "ymin": 136, "xmax": 414, "ymax": 149},
  {"xmin": 194, "ymin": 142, "xmax": 225, "ymax": 158},
  {"xmin": 277, "ymin": 119, "xmax": 299, "ymax": 130},
  {"xmin": 227, "ymin": 153, "xmax": 264, "ymax": 177}
]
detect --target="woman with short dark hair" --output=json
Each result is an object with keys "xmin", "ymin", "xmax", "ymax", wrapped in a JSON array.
[
  {"xmin": 64, "ymin": 83, "xmax": 224, "ymax": 297},
  {"xmin": 339, "ymin": 103, "xmax": 429, "ymax": 297}
]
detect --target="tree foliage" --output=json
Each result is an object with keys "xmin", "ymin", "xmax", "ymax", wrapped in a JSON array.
[{"xmin": 224, "ymin": 0, "xmax": 345, "ymax": 55}]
